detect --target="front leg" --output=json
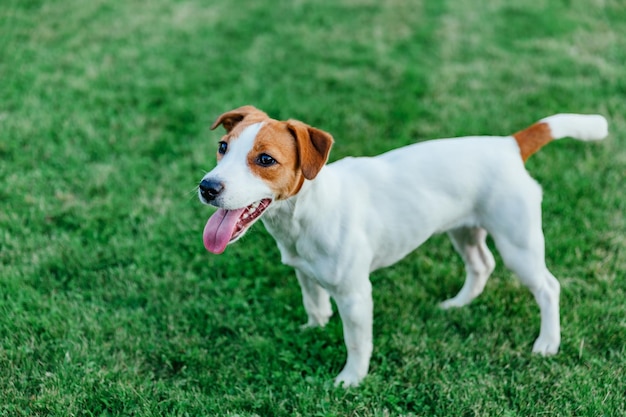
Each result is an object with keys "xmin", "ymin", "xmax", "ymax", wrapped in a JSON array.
[
  {"xmin": 296, "ymin": 269, "xmax": 333, "ymax": 328},
  {"xmin": 333, "ymin": 281, "xmax": 373, "ymax": 388}
]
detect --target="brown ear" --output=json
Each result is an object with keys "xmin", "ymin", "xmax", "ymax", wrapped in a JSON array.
[
  {"xmin": 287, "ymin": 120, "xmax": 334, "ymax": 180},
  {"xmin": 210, "ymin": 105, "xmax": 268, "ymax": 133}
]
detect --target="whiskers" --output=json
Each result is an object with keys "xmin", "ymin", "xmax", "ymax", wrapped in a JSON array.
[
  {"xmin": 186, "ymin": 169, "xmax": 210, "ymax": 204},
  {"xmin": 185, "ymin": 185, "xmax": 200, "ymax": 203}
]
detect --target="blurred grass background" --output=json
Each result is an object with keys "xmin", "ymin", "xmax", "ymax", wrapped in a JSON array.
[{"xmin": 1, "ymin": 0, "xmax": 625, "ymax": 415}]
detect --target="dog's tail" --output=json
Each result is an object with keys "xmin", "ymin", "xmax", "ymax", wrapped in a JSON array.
[{"xmin": 513, "ymin": 114, "xmax": 608, "ymax": 162}]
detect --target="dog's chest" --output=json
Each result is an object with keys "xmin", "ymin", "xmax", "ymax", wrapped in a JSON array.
[{"xmin": 262, "ymin": 210, "xmax": 342, "ymax": 288}]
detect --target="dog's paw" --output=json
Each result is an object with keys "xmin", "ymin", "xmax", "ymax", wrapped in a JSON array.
[
  {"xmin": 300, "ymin": 313, "xmax": 331, "ymax": 330},
  {"xmin": 439, "ymin": 297, "xmax": 467, "ymax": 309},
  {"xmin": 334, "ymin": 369, "xmax": 363, "ymax": 388},
  {"xmin": 532, "ymin": 336, "xmax": 560, "ymax": 356},
  {"xmin": 300, "ymin": 321, "xmax": 321, "ymax": 330}
]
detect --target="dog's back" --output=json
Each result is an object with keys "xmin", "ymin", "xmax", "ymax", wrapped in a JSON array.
[
  {"xmin": 324, "ymin": 113, "xmax": 608, "ymax": 271},
  {"xmin": 325, "ymin": 136, "xmax": 530, "ymax": 270}
]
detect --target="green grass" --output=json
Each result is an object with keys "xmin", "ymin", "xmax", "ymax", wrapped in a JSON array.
[{"xmin": 1, "ymin": 0, "xmax": 625, "ymax": 415}]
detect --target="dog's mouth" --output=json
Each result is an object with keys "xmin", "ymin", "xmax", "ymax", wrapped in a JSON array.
[{"xmin": 202, "ymin": 198, "xmax": 272, "ymax": 254}]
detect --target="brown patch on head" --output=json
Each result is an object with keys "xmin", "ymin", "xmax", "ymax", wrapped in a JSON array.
[
  {"xmin": 513, "ymin": 122, "xmax": 553, "ymax": 162},
  {"xmin": 246, "ymin": 120, "xmax": 334, "ymax": 200},
  {"xmin": 247, "ymin": 121, "xmax": 303, "ymax": 200},
  {"xmin": 210, "ymin": 105, "xmax": 270, "ymax": 162}
]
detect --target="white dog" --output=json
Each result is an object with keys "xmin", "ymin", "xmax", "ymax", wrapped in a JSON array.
[{"xmin": 198, "ymin": 106, "xmax": 607, "ymax": 387}]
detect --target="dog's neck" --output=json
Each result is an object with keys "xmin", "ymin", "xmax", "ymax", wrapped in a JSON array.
[
  {"xmin": 262, "ymin": 175, "xmax": 316, "ymax": 239},
  {"xmin": 261, "ymin": 167, "xmax": 341, "ymax": 256}
]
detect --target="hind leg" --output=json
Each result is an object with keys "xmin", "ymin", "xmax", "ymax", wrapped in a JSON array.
[
  {"xmin": 440, "ymin": 227, "xmax": 496, "ymax": 309},
  {"xmin": 490, "ymin": 220, "xmax": 561, "ymax": 355},
  {"xmin": 531, "ymin": 270, "xmax": 561, "ymax": 354}
]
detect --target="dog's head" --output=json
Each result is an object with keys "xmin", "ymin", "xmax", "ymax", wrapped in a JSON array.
[{"xmin": 198, "ymin": 105, "xmax": 334, "ymax": 254}]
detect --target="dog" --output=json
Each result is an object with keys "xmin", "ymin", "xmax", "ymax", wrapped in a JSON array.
[{"xmin": 198, "ymin": 105, "xmax": 608, "ymax": 387}]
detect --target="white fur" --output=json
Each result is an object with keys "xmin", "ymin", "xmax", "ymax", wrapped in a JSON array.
[
  {"xmin": 203, "ymin": 114, "xmax": 607, "ymax": 387},
  {"xmin": 542, "ymin": 114, "xmax": 608, "ymax": 141}
]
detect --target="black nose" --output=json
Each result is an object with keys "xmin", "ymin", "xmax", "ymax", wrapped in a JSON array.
[{"xmin": 199, "ymin": 178, "xmax": 224, "ymax": 201}]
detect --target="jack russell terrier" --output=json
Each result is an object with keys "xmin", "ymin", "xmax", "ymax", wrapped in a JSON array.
[{"xmin": 198, "ymin": 105, "xmax": 608, "ymax": 387}]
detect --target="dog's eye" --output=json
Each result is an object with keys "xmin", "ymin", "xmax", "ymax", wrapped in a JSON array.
[
  {"xmin": 218, "ymin": 141, "xmax": 228, "ymax": 155},
  {"xmin": 256, "ymin": 153, "xmax": 277, "ymax": 167}
]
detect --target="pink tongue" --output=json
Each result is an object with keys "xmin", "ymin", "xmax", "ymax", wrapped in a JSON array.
[{"xmin": 203, "ymin": 207, "xmax": 246, "ymax": 254}]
